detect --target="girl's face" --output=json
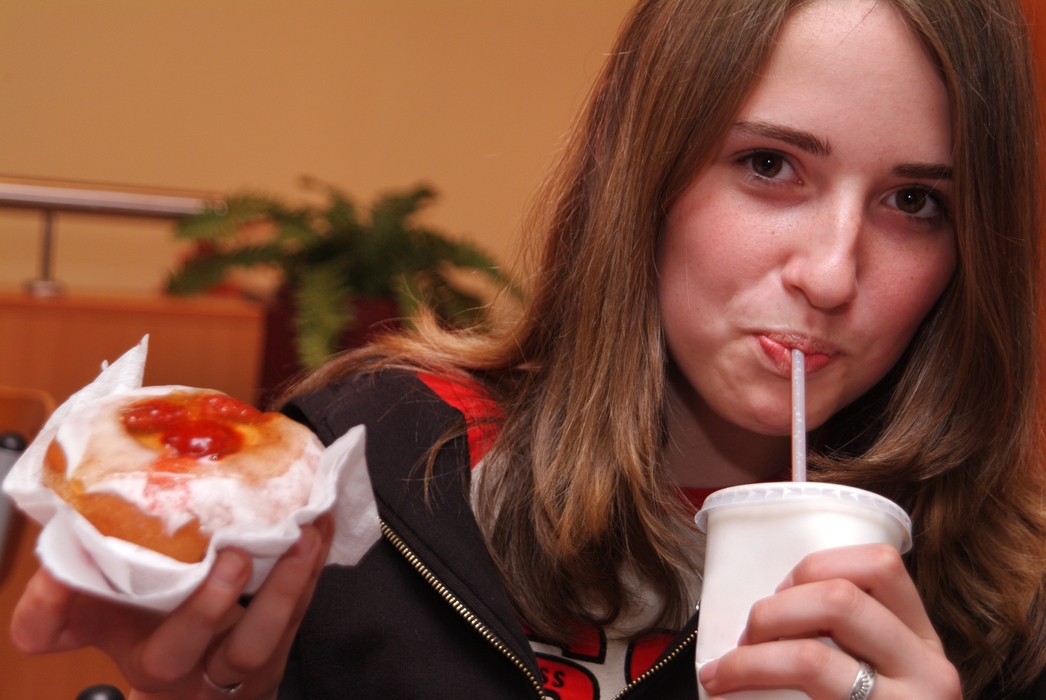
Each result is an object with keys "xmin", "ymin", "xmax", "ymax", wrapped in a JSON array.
[{"xmin": 657, "ymin": 0, "xmax": 956, "ymax": 436}]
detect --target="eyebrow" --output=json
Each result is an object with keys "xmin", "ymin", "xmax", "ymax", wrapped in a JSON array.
[
  {"xmin": 734, "ymin": 120, "xmax": 954, "ymax": 183},
  {"xmin": 893, "ymin": 163, "xmax": 953, "ymax": 182},
  {"xmin": 734, "ymin": 120, "xmax": 832, "ymax": 158}
]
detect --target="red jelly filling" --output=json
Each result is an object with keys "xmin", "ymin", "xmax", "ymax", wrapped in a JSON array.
[
  {"xmin": 121, "ymin": 392, "xmax": 262, "ymax": 461},
  {"xmin": 161, "ymin": 419, "xmax": 243, "ymax": 459}
]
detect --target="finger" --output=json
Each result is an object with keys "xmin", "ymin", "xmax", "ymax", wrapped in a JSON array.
[
  {"xmin": 301, "ymin": 514, "xmax": 334, "ymax": 592},
  {"xmin": 265, "ymin": 515, "xmax": 335, "ymax": 663},
  {"xmin": 205, "ymin": 512, "xmax": 330, "ymax": 678},
  {"xmin": 777, "ymin": 543, "xmax": 939, "ymax": 645},
  {"xmin": 700, "ymin": 638, "xmax": 866, "ymax": 700},
  {"xmin": 137, "ymin": 548, "xmax": 253, "ymax": 684},
  {"xmin": 10, "ymin": 568, "xmax": 80, "ymax": 654},
  {"xmin": 207, "ymin": 517, "xmax": 332, "ymax": 687},
  {"xmin": 743, "ymin": 578, "xmax": 947, "ymax": 678},
  {"xmin": 14, "ymin": 569, "xmax": 166, "ymax": 666},
  {"xmin": 202, "ymin": 512, "xmax": 332, "ymax": 694}
]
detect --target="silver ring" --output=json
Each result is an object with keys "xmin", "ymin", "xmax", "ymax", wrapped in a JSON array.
[
  {"xmin": 202, "ymin": 668, "xmax": 243, "ymax": 695},
  {"xmin": 848, "ymin": 661, "xmax": 876, "ymax": 700}
]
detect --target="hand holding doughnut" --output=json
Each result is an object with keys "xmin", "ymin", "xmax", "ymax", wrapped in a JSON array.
[{"xmin": 11, "ymin": 515, "xmax": 333, "ymax": 700}]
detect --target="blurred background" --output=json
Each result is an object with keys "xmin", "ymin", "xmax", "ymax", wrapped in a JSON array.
[
  {"xmin": 0, "ymin": 3, "xmax": 636, "ymax": 698},
  {"xmin": 0, "ymin": 0, "xmax": 634, "ymax": 293}
]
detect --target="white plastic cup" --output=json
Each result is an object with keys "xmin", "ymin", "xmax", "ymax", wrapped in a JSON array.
[{"xmin": 694, "ymin": 482, "xmax": 912, "ymax": 700}]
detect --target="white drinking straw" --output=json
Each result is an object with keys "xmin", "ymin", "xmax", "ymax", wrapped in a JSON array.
[{"xmin": 791, "ymin": 348, "xmax": 806, "ymax": 482}]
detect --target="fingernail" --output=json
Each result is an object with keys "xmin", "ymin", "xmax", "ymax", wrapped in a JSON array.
[
  {"xmin": 212, "ymin": 551, "xmax": 248, "ymax": 585},
  {"xmin": 737, "ymin": 629, "xmax": 748, "ymax": 645},
  {"xmin": 290, "ymin": 528, "xmax": 319, "ymax": 559},
  {"xmin": 775, "ymin": 573, "xmax": 793, "ymax": 592},
  {"xmin": 699, "ymin": 659, "xmax": 719, "ymax": 683}
]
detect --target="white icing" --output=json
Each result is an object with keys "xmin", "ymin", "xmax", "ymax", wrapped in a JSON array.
[
  {"xmin": 87, "ymin": 455, "xmax": 318, "ymax": 535},
  {"xmin": 56, "ymin": 386, "xmax": 323, "ymax": 536},
  {"xmin": 57, "ymin": 385, "xmax": 190, "ymax": 479}
]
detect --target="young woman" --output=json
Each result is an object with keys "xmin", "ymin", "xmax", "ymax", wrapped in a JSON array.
[{"xmin": 12, "ymin": 0, "xmax": 1046, "ymax": 698}]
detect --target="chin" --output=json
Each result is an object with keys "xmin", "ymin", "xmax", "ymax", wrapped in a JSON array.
[{"xmin": 728, "ymin": 400, "xmax": 792, "ymax": 437}]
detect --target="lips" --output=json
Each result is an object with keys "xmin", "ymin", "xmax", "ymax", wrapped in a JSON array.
[{"xmin": 757, "ymin": 333, "xmax": 838, "ymax": 375}]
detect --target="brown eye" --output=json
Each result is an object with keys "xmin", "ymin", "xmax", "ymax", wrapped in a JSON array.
[
  {"xmin": 889, "ymin": 187, "xmax": 943, "ymax": 219},
  {"xmin": 896, "ymin": 188, "xmax": 929, "ymax": 214},
  {"xmin": 751, "ymin": 153, "xmax": 784, "ymax": 178}
]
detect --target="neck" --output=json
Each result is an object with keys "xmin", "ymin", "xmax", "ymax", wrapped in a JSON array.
[{"xmin": 663, "ymin": 363, "xmax": 790, "ymax": 489}]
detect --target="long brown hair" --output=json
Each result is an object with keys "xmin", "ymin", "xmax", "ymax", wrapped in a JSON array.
[{"xmin": 287, "ymin": 0, "xmax": 1045, "ymax": 695}]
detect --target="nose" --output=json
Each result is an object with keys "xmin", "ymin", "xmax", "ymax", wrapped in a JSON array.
[{"xmin": 780, "ymin": 194, "xmax": 861, "ymax": 310}]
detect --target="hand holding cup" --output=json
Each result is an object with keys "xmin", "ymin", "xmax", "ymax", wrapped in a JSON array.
[{"xmin": 698, "ymin": 540, "xmax": 962, "ymax": 700}]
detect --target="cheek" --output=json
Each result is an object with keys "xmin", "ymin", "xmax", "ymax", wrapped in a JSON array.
[
  {"xmin": 865, "ymin": 239, "xmax": 956, "ymax": 344},
  {"xmin": 658, "ymin": 198, "xmax": 772, "ymax": 309},
  {"xmin": 839, "ymin": 238, "xmax": 956, "ymax": 406},
  {"xmin": 657, "ymin": 216, "xmax": 726, "ymax": 338}
]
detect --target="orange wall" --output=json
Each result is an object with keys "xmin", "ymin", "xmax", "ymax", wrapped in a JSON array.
[{"xmin": 0, "ymin": 1, "xmax": 634, "ymax": 293}]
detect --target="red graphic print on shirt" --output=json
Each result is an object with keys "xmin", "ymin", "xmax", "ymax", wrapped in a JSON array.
[
  {"xmin": 561, "ymin": 624, "xmax": 607, "ymax": 663},
  {"xmin": 536, "ymin": 654, "xmax": 600, "ymax": 700},
  {"xmin": 625, "ymin": 632, "xmax": 676, "ymax": 683},
  {"xmin": 521, "ymin": 621, "xmax": 607, "ymax": 664}
]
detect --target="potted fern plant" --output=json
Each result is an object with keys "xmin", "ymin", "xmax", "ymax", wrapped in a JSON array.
[{"xmin": 167, "ymin": 181, "xmax": 517, "ymax": 398}]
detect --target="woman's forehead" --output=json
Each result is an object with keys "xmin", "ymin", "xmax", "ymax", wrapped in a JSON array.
[
  {"xmin": 734, "ymin": 0, "xmax": 952, "ymax": 167},
  {"xmin": 773, "ymin": 0, "xmax": 931, "ymax": 68}
]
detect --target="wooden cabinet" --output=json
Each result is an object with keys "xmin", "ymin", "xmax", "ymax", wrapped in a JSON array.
[
  {"xmin": 0, "ymin": 290, "xmax": 264, "ymax": 406},
  {"xmin": 0, "ymin": 290, "xmax": 264, "ymax": 700}
]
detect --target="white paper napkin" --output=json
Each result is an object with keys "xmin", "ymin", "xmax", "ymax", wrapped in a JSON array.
[{"xmin": 2, "ymin": 336, "xmax": 381, "ymax": 611}]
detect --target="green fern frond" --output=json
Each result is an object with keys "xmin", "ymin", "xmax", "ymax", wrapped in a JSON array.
[
  {"xmin": 168, "ymin": 179, "xmax": 519, "ymax": 364},
  {"xmin": 293, "ymin": 266, "xmax": 354, "ymax": 370},
  {"xmin": 175, "ymin": 194, "xmax": 285, "ymax": 241},
  {"xmin": 166, "ymin": 245, "xmax": 285, "ymax": 294},
  {"xmin": 369, "ymin": 185, "xmax": 436, "ymax": 232}
]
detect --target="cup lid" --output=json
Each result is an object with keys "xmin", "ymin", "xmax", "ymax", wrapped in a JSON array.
[{"xmin": 694, "ymin": 482, "xmax": 912, "ymax": 548}]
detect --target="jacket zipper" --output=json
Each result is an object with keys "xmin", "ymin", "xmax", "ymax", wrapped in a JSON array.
[
  {"xmin": 612, "ymin": 614, "xmax": 699, "ymax": 700},
  {"xmin": 380, "ymin": 519, "xmax": 547, "ymax": 699}
]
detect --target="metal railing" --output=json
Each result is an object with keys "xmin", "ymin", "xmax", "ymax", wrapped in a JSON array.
[{"xmin": 0, "ymin": 179, "xmax": 225, "ymax": 296}]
